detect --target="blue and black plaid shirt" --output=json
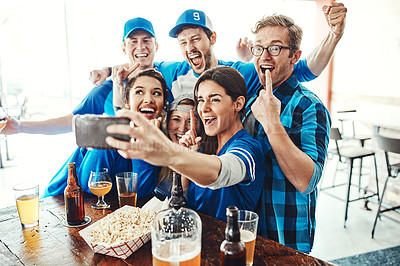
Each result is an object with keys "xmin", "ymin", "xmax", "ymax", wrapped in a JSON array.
[{"xmin": 244, "ymin": 73, "xmax": 331, "ymax": 253}]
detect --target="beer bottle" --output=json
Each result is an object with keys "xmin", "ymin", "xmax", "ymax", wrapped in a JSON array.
[
  {"xmin": 64, "ymin": 162, "xmax": 85, "ymax": 225},
  {"xmin": 168, "ymin": 172, "xmax": 187, "ymax": 210},
  {"xmin": 220, "ymin": 206, "xmax": 246, "ymax": 266}
]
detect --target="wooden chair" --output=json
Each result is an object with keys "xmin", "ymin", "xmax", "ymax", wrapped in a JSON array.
[
  {"xmin": 322, "ymin": 127, "xmax": 379, "ymax": 227},
  {"xmin": 371, "ymin": 134, "xmax": 400, "ymax": 238}
]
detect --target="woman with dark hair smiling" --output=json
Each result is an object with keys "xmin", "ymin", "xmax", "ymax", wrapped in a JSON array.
[
  {"xmin": 42, "ymin": 69, "xmax": 169, "ymax": 198},
  {"xmin": 106, "ymin": 66, "xmax": 267, "ymax": 235}
]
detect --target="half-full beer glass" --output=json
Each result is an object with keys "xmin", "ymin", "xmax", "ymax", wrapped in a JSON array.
[
  {"xmin": 238, "ymin": 210, "xmax": 259, "ymax": 266},
  {"xmin": 152, "ymin": 207, "xmax": 202, "ymax": 265},
  {"xmin": 14, "ymin": 182, "xmax": 39, "ymax": 228}
]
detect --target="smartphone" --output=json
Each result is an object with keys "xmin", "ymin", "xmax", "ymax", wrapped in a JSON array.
[{"xmin": 73, "ymin": 115, "xmax": 131, "ymax": 150}]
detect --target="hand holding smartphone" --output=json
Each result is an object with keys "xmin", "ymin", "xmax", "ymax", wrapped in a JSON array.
[{"xmin": 73, "ymin": 115, "xmax": 130, "ymax": 150}]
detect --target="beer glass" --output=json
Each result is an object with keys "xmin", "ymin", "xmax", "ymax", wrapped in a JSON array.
[
  {"xmin": 115, "ymin": 172, "xmax": 138, "ymax": 207},
  {"xmin": 152, "ymin": 207, "xmax": 202, "ymax": 265},
  {"xmin": 238, "ymin": 210, "xmax": 259, "ymax": 266},
  {"xmin": 14, "ymin": 182, "xmax": 39, "ymax": 228},
  {"xmin": 88, "ymin": 168, "xmax": 112, "ymax": 209}
]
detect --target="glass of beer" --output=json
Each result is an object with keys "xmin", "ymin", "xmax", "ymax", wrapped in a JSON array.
[
  {"xmin": 238, "ymin": 210, "xmax": 259, "ymax": 266},
  {"xmin": 88, "ymin": 168, "xmax": 112, "ymax": 209},
  {"xmin": 152, "ymin": 207, "xmax": 202, "ymax": 265},
  {"xmin": 115, "ymin": 172, "xmax": 138, "ymax": 207},
  {"xmin": 14, "ymin": 182, "xmax": 39, "ymax": 228}
]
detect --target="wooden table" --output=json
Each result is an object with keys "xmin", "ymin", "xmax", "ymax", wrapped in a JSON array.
[{"xmin": 0, "ymin": 192, "xmax": 332, "ymax": 265}]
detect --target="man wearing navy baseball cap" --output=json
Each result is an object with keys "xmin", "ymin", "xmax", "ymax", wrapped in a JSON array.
[
  {"xmin": 90, "ymin": 6, "xmax": 347, "ymax": 104},
  {"xmin": 168, "ymin": 9, "xmax": 218, "ymax": 77}
]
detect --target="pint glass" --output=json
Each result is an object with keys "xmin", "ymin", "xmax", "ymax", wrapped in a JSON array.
[
  {"xmin": 152, "ymin": 207, "xmax": 202, "ymax": 265},
  {"xmin": 238, "ymin": 210, "xmax": 259, "ymax": 266}
]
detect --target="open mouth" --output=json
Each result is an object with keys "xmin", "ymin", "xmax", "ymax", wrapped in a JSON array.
[
  {"xmin": 260, "ymin": 65, "xmax": 275, "ymax": 74},
  {"xmin": 204, "ymin": 117, "xmax": 216, "ymax": 125},
  {"xmin": 139, "ymin": 107, "xmax": 156, "ymax": 118},
  {"xmin": 135, "ymin": 53, "xmax": 148, "ymax": 58},
  {"xmin": 174, "ymin": 133, "xmax": 184, "ymax": 141},
  {"xmin": 188, "ymin": 53, "xmax": 202, "ymax": 67}
]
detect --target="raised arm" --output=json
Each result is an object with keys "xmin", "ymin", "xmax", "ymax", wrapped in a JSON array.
[
  {"xmin": 3, "ymin": 113, "xmax": 73, "ymax": 135},
  {"xmin": 251, "ymin": 71, "xmax": 314, "ymax": 193},
  {"xmin": 89, "ymin": 63, "xmax": 129, "ymax": 86},
  {"xmin": 305, "ymin": 2, "xmax": 347, "ymax": 76},
  {"xmin": 105, "ymin": 110, "xmax": 222, "ymax": 186}
]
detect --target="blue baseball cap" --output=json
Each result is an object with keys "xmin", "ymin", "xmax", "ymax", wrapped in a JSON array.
[
  {"xmin": 123, "ymin": 17, "xmax": 156, "ymax": 41},
  {"xmin": 169, "ymin": 9, "xmax": 213, "ymax": 38}
]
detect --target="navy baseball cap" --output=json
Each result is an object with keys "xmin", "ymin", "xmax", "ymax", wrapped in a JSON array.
[
  {"xmin": 169, "ymin": 9, "xmax": 213, "ymax": 38},
  {"xmin": 123, "ymin": 17, "xmax": 156, "ymax": 41}
]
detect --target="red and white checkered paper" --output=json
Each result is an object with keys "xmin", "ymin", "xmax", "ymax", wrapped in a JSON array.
[{"xmin": 79, "ymin": 197, "xmax": 165, "ymax": 259}]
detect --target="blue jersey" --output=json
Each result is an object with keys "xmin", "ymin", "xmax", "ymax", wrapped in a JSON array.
[
  {"xmin": 244, "ymin": 73, "xmax": 331, "ymax": 253},
  {"xmin": 42, "ymin": 149, "xmax": 132, "ymax": 197},
  {"xmin": 44, "ymin": 60, "xmax": 315, "ymax": 201},
  {"xmin": 73, "ymin": 80, "xmax": 115, "ymax": 116},
  {"xmin": 187, "ymin": 129, "xmax": 267, "ymax": 235}
]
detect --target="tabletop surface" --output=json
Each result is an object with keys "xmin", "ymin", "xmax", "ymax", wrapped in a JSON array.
[{"xmin": 0, "ymin": 192, "xmax": 332, "ymax": 265}]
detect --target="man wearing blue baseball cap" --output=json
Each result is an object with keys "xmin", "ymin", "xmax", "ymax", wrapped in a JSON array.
[
  {"xmin": 4, "ymin": 17, "xmax": 160, "ymax": 136},
  {"xmin": 90, "ymin": 4, "xmax": 346, "ymax": 102},
  {"xmin": 163, "ymin": 6, "xmax": 346, "ymax": 100},
  {"xmin": 5, "ymin": 17, "xmax": 162, "ymax": 198}
]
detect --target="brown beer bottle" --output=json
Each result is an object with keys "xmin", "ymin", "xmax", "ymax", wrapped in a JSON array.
[
  {"xmin": 168, "ymin": 172, "xmax": 187, "ymax": 210},
  {"xmin": 64, "ymin": 162, "xmax": 85, "ymax": 225},
  {"xmin": 220, "ymin": 206, "xmax": 246, "ymax": 266}
]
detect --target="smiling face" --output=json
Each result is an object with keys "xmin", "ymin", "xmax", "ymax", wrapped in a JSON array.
[
  {"xmin": 254, "ymin": 26, "xmax": 300, "ymax": 88},
  {"xmin": 167, "ymin": 105, "xmax": 193, "ymax": 143},
  {"xmin": 128, "ymin": 76, "xmax": 164, "ymax": 120},
  {"xmin": 197, "ymin": 80, "xmax": 242, "ymax": 143},
  {"xmin": 123, "ymin": 30, "xmax": 158, "ymax": 70},
  {"xmin": 177, "ymin": 27, "xmax": 217, "ymax": 75}
]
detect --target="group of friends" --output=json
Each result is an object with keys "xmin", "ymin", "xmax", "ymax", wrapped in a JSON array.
[{"xmin": 3, "ymin": 3, "xmax": 347, "ymax": 254}]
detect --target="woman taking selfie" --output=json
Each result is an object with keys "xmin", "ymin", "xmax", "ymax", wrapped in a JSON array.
[
  {"xmin": 42, "ymin": 68, "xmax": 168, "ymax": 197},
  {"xmin": 106, "ymin": 66, "xmax": 266, "ymax": 235}
]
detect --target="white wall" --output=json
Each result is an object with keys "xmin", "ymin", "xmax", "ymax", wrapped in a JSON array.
[
  {"xmin": 331, "ymin": 0, "xmax": 400, "ymax": 128},
  {"xmin": 0, "ymin": 0, "xmax": 318, "ymax": 117}
]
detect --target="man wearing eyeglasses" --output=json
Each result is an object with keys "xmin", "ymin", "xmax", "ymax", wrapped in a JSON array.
[
  {"xmin": 246, "ymin": 14, "xmax": 331, "ymax": 254},
  {"xmin": 90, "ymin": 3, "xmax": 346, "ymax": 105}
]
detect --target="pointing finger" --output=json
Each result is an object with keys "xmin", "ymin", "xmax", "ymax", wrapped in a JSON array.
[{"xmin": 190, "ymin": 110, "xmax": 197, "ymax": 138}]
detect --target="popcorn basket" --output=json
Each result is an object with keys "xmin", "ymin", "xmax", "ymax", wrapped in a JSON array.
[{"xmin": 79, "ymin": 197, "xmax": 164, "ymax": 259}]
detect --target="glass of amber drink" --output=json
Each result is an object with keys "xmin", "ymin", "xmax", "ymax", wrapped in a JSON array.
[
  {"xmin": 116, "ymin": 172, "xmax": 138, "ymax": 207},
  {"xmin": 151, "ymin": 207, "xmax": 202, "ymax": 266},
  {"xmin": 89, "ymin": 168, "xmax": 112, "ymax": 209},
  {"xmin": 14, "ymin": 182, "xmax": 39, "ymax": 228},
  {"xmin": 238, "ymin": 210, "xmax": 259, "ymax": 266}
]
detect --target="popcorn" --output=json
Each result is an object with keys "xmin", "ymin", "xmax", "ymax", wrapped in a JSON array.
[
  {"xmin": 88, "ymin": 207, "xmax": 156, "ymax": 245},
  {"xmin": 79, "ymin": 199, "xmax": 163, "ymax": 259}
]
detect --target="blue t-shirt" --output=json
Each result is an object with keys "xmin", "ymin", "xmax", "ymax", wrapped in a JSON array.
[
  {"xmin": 187, "ymin": 129, "xmax": 267, "ymax": 236},
  {"xmin": 73, "ymin": 80, "xmax": 115, "ymax": 116}
]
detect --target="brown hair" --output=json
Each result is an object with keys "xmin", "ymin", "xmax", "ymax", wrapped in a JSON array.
[
  {"xmin": 194, "ymin": 66, "xmax": 247, "ymax": 155},
  {"xmin": 252, "ymin": 14, "xmax": 302, "ymax": 57},
  {"xmin": 122, "ymin": 68, "xmax": 169, "ymax": 110}
]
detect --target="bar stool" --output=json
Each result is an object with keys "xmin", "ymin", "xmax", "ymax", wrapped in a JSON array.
[
  {"xmin": 371, "ymin": 134, "xmax": 400, "ymax": 238},
  {"xmin": 337, "ymin": 110, "xmax": 371, "ymax": 147},
  {"xmin": 325, "ymin": 127, "xmax": 379, "ymax": 227}
]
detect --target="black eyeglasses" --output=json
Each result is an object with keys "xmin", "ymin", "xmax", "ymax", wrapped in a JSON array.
[{"xmin": 251, "ymin": 45, "xmax": 292, "ymax": 57}]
